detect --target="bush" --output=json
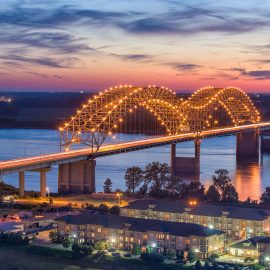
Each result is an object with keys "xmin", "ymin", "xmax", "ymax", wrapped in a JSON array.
[
  {"xmin": 94, "ymin": 240, "xmax": 107, "ymax": 251},
  {"xmin": 98, "ymin": 204, "xmax": 109, "ymax": 213},
  {"xmin": 131, "ymin": 244, "xmax": 141, "ymax": 256},
  {"xmin": 195, "ymin": 259, "xmax": 202, "ymax": 270},
  {"xmin": 187, "ymin": 250, "xmax": 196, "ymax": 262},
  {"xmin": 204, "ymin": 261, "xmax": 211, "ymax": 270},
  {"xmin": 140, "ymin": 251, "xmax": 163, "ymax": 264},
  {"xmin": 209, "ymin": 253, "xmax": 219, "ymax": 261},
  {"xmin": 140, "ymin": 251, "xmax": 149, "ymax": 260},
  {"xmin": 166, "ymin": 249, "xmax": 176, "ymax": 260},
  {"xmin": 62, "ymin": 236, "xmax": 71, "ymax": 248},
  {"xmin": 0, "ymin": 232, "xmax": 29, "ymax": 245},
  {"xmin": 244, "ymin": 257, "xmax": 254, "ymax": 263}
]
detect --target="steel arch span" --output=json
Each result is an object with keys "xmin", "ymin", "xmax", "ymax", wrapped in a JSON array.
[{"xmin": 59, "ymin": 85, "xmax": 261, "ymax": 151}]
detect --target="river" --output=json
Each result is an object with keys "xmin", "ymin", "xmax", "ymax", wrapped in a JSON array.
[{"xmin": 0, "ymin": 129, "xmax": 269, "ymax": 200}]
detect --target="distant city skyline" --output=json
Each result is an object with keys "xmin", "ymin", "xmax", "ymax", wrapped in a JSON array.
[{"xmin": 1, "ymin": 0, "xmax": 270, "ymax": 92}]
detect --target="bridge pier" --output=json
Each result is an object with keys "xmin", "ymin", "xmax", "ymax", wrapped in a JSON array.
[
  {"xmin": 261, "ymin": 131, "xmax": 270, "ymax": 152},
  {"xmin": 58, "ymin": 159, "xmax": 96, "ymax": 194},
  {"xmin": 236, "ymin": 130, "xmax": 260, "ymax": 156},
  {"xmin": 171, "ymin": 139, "xmax": 201, "ymax": 177},
  {"xmin": 40, "ymin": 169, "xmax": 47, "ymax": 198},
  {"xmin": 19, "ymin": 171, "xmax": 25, "ymax": 197}
]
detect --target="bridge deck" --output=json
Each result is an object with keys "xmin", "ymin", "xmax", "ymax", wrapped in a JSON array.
[{"xmin": 1, "ymin": 123, "xmax": 270, "ymax": 175}]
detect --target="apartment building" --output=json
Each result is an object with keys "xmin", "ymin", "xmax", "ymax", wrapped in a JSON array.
[
  {"xmin": 55, "ymin": 212, "xmax": 225, "ymax": 258},
  {"xmin": 120, "ymin": 199, "xmax": 270, "ymax": 240},
  {"xmin": 227, "ymin": 236, "xmax": 270, "ymax": 264}
]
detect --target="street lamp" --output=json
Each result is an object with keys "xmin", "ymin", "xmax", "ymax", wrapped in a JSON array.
[{"xmin": 116, "ymin": 193, "xmax": 122, "ymax": 205}]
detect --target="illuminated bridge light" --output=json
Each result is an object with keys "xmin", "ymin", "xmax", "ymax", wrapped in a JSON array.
[{"xmin": 60, "ymin": 85, "xmax": 261, "ymax": 150}]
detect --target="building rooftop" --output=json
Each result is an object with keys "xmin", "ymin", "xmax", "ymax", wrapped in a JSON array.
[
  {"xmin": 21, "ymin": 211, "xmax": 79, "ymax": 223},
  {"xmin": 228, "ymin": 236, "xmax": 267, "ymax": 250},
  {"xmin": 55, "ymin": 213, "xmax": 224, "ymax": 238},
  {"xmin": 122, "ymin": 199, "xmax": 270, "ymax": 221},
  {"xmin": 256, "ymin": 236, "xmax": 270, "ymax": 244}
]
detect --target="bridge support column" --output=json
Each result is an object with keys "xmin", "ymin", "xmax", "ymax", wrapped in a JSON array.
[
  {"xmin": 261, "ymin": 131, "xmax": 270, "ymax": 152},
  {"xmin": 171, "ymin": 143, "xmax": 176, "ymax": 175},
  {"xmin": 19, "ymin": 171, "xmax": 25, "ymax": 197},
  {"xmin": 58, "ymin": 159, "xmax": 96, "ymax": 194},
  {"xmin": 236, "ymin": 130, "xmax": 260, "ymax": 156},
  {"xmin": 40, "ymin": 169, "xmax": 48, "ymax": 198},
  {"xmin": 171, "ymin": 139, "xmax": 201, "ymax": 177}
]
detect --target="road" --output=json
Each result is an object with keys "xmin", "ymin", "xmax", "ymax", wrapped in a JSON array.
[{"xmin": 0, "ymin": 122, "xmax": 270, "ymax": 175}]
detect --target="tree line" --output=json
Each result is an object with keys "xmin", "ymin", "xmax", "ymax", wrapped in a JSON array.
[{"xmin": 103, "ymin": 162, "xmax": 270, "ymax": 206}]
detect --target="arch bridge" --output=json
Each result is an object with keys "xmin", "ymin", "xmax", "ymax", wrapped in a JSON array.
[
  {"xmin": 1, "ymin": 85, "xmax": 269, "ymax": 197},
  {"xmin": 59, "ymin": 85, "xmax": 260, "ymax": 152}
]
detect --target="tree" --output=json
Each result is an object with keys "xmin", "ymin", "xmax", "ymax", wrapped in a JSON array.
[
  {"xmin": 180, "ymin": 182, "xmax": 205, "ymax": 200},
  {"xmin": 244, "ymin": 197, "xmax": 258, "ymax": 206},
  {"xmin": 212, "ymin": 169, "xmax": 238, "ymax": 202},
  {"xmin": 137, "ymin": 183, "xmax": 148, "ymax": 196},
  {"xmin": 165, "ymin": 175, "xmax": 184, "ymax": 197},
  {"xmin": 195, "ymin": 259, "xmax": 202, "ymax": 270},
  {"xmin": 260, "ymin": 187, "xmax": 270, "ymax": 205},
  {"xmin": 132, "ymin": 243, "xmax": 141, "ymax": 255},
  {"xmin": 62, "ymin": 236, "xmax": 71, "ymax": 248},
  {"xmin": 206, "ymin": 185, "xmax": 221, "ymax": 202},
  {"xmin": 144, "ymin": 162, "xmax": 171, "ymax": 197},
  {"xmin": 125, "ymin": 167, "xmax": 143, "ymax": 195},
  {"xmin": 223, "ymin": 185, "xmax": 238, "ymax": 203},
  {"xmin": 49, "ymin": 230, "xmax": 58, "ymax": 242},
  {"xmin": 103, "ymin": 178, "xmax": 112, "ymax": 193}
]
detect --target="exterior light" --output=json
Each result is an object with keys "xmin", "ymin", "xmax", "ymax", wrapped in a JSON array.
[
  {"xmin": 111, "ymin": 237, "xmax": 116, "ymax": 243},
  {"xmin": 151, "ymin": 242, "xmax": 156, "ymax": 248},
  {"xmin": 209, "ymin": 224, "xmax": 214, "ymax": 229},
  {"xmin": 116, "ymin": 193, "xmax": 123, "ymax": 205},
  {"xmin": 265, "ymin": 256, "xmax": 270, "ymax": 261},
  {"xmin": 73, "ymin": 234, "xmax": 77, "ymax": 238},
  {"xmin": 189, "ymin": 200, "xmax": 198, "ymax": 206}
]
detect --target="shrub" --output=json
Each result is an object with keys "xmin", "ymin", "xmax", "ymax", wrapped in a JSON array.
[
  {"xmin": 62, "ymin": 236, "xmax": 71, "ymax": 248},
  {"xmin": 195, "ymin": 259, "xmax": 202, "ymax": 270}
]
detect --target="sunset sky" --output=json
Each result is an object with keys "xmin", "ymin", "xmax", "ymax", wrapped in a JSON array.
[{"xmin": 1, "ymin": 0, "xmax": 270, "ymax": 92}]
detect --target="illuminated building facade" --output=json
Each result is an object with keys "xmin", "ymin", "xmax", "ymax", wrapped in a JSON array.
[
  {"xmin": 55, "ymin": 212, "xmax": 225, "ymax": 258},
  {"xmin": 120, "ymin": 199, "xmax": 270, "ymax": 240}
]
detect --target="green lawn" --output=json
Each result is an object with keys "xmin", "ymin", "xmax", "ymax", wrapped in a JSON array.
[{"xmin": 0, "ymin": 244, "xmax": 187, "ymax": 270}]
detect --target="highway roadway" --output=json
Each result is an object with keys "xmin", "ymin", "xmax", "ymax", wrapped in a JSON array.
[{"xmin": 1, "ymin": 122, "xmax": 270, "ymax": 175}]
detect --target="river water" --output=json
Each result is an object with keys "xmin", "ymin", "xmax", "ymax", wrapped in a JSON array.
[{"xmin": 0, "ymin": 129, "xmax": 269, "ymax": 200}]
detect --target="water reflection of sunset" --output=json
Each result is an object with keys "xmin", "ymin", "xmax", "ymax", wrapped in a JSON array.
[{"xmin": 234, "ymin": 157, "xmax": 262, "ymax": 201}]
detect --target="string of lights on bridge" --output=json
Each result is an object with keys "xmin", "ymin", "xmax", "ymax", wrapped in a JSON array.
[{"xmin": 59, "ymin": 85, "xmax": 261, "ymax": 152}]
